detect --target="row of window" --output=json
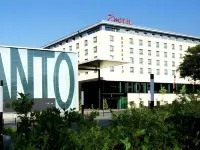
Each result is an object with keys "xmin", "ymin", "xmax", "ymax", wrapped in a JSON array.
[
  {"xmin": 110, "ymin": 48, "xmax": 183, "ymax": 59},
  {"xmin": 64, "ymin": 36, "xmax": 97, "ymax": 51},
  {"xmin": 82, "ymin": 47, "xmax": 98, "ymax": 56},
  {"xmin": 109, "ymin": 35, "xmax": 187, "ymax": 50},
  {"xmin": 130, "ymin": 58, "xmax": 177, "ymax": 67},
  {"xmin": 47, "ymin": 24, "xmax": 200, "ymax": 49},
  {"xmin": 110, "ymin": 66, "xmax": 176, "ymax": 75},
  {"xmin": 106, "ymin": 27, "xmax": 200, "ymax": 44}
]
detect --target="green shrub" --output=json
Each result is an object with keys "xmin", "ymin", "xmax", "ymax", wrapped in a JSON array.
[
  {"xmin": 103, "ymin": 99, "xmax": 108, "ymax": 109},
  {"xmin": 4, "ymin": 103, "xmax": 11, "ymax": 108},
  {"xmin": 4, "ymin": 92, "xmax": 200, "ymax": 149}
]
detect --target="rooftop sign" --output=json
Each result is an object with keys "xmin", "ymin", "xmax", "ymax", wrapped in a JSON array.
[{"xmin": 107, "ymin": 14, "xmax": 132, "ymax": 25}]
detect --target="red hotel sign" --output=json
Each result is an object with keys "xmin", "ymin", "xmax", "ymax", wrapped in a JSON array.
[{"xmin": 107, "ymin": 14, "xmax": 132, "ymax": 25}]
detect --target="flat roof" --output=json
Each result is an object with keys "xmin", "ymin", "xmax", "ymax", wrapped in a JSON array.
[
  {"xmin": 78, "ymin": 59, "xmax": 129, "ymax": 73},
  {"xmin": 0, "ymin": 45, "xmax": 76, "ymax": 54},
  {"xmin": 42, "ymin": 20, "xmax": 200, "ymax": 48}
]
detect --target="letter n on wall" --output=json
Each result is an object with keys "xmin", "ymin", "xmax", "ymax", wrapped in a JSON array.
[{"xmin": 11, "ymin": 48, "xmax": 34, "ymax": 98}]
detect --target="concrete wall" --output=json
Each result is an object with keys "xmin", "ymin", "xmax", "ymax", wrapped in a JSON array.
[
  {"xmin": 0, "ymin": 46, "xmax": 78, "ymax": 111},
  {"xmin": 127, "ymin": 93, "xmax": 178, "ymax": 108}
]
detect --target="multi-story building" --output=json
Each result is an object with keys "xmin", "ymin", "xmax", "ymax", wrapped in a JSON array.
[{"xmin": 42, "ymin": 19, "xmax": 200, "ymax": 109}]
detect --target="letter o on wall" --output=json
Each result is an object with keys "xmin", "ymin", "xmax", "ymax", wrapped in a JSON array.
[{"xmin": 54, "ymin": 52, "xmax": 75, "ymax": 110}]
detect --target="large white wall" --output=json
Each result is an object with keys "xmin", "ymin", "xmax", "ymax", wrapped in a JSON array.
[
  {"xmin": 0, "ymin": 46, "xmax": 78, "ymax": 111},
  {"xmin": 49, "ymin": 22, "xmax": 199, "ymax": 84}
]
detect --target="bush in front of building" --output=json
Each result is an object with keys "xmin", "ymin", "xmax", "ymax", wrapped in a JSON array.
[{"xmin": 3, "ymin": 92, "xmax": 200, "ymax": 149}]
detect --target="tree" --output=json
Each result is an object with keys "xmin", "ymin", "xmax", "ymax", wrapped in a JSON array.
[
  {"xmin": 103, "ymin": 98, "xmax": 108, "ymax": 109},
  {"xmin": 159, "ymin": 85, "xmax": 168, "ymax": 104},
  {"xmin": 178, "ymin": 45, "xmax": 200, "ymax": 81},
  {"xmin": 159, "ymin": 85, "xmax": 168, "ymax": 94}
]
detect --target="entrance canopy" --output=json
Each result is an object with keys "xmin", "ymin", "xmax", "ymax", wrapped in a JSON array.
[{"xmin": 78, "ymin": 58, "xmax": 129, "ymax": 73}]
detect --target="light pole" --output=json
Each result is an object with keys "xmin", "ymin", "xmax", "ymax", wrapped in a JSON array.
[
  {"xmin": 173, "ymin": 75, "xmax": 176, "ymax": 93},
  {"xmin": 149, "ymin": 74, "xmax": 154, "ymax": 109},
  {"xmin": 0, "ymin": 80, "xmax": 3, "ymax": 149},
  {"xmin": 81, "ymin": 90, "xmax": 84, "ymax": 115}
]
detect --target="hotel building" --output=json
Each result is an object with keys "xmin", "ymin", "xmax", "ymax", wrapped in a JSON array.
[{"xmin": 42, "ymin": 19, "xmax": 200, "ymax": 109}]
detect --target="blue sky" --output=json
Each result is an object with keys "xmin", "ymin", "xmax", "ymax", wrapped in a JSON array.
[{"xmin": 0, "ymin": 0, "xmax": 200, "ymax": 48}]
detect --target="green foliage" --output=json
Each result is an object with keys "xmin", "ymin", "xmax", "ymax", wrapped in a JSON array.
[
  {"xmin": 139, "ymin": 100, "xmax": 144, "ymax": 108},
  {"xmin": 12, "ymin": 92, "xmax": 34, "ymax": 116},
  {"xmin": 178, "ymin": 44, "xmax": 200, "ymax": 80},
  {"xmin": 4, "ymin": 92, "xmax": 200, "ymax": 149},
  {"xmin": 103, "ymin": 98, "xmax": 108, "ymax": 109},
  {"xmin": 159, "ymin": 85, "xmax": 168, "ymax": 94},
  {"xmin": 129, "ymin": 101, "xmax": 135, "ymax": 108},
  {"xmin": 4, "ymin": 103, "xmax": 11, "ymax": 108},
  {"xmin": 180, "ymin": 85, "xmax": 187, "ymax": 95}
]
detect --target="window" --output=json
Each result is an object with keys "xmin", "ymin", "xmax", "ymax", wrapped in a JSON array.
[
  {"xmin": 156, "ymin": 42, "xmax": 159, "ymax": 48},
  {"xmin": 139, "ymin": 49, "xmax": 143, "ymax": 55},
  {"xmin": 121, "ymin": 37, "xmax": 123, "ymax": 40},
  {"xmin": 139, "ymin": 58, "xmax": 143, "ymax": 64},
  {"xmin": 78, "ymin": 52, "xmax": 79, "ymax": 57},
  {"xmin": 140, "ymin": 68, "xmax": 143, "ymax": 74},
  {"xmin": 85, "ymin": 49, "xmax": 88, "ymax": 56},
  {"xmin": 130, "ymin": 57, "xmax": 134, "ymax": 63},
  {"xmin": 84, "ymin": 40, "xmax": 88, "ymax": 46},
  {"xmin": 179, "ymin": 45, "xmax": 182, "ymax": 50},
  {"xmin": 148, "ymin": 68, "xmax": 152, "ymax": 74},
  {"xmin": 164, "ymin": 43, "xmax": 167, "ymax": 49},
  {"xmin": 172, "ymin": 53, "xmax": 175, "ymax": 58},
  {"xmin": 93, "ymin": 36, "xmax": 97, "ymax": 43},
  {"xmin": 172, "ymin": 44, "xmax": 175, "ymax": 50},
  {"xmin": 156, "ymin": 69, "xmax": 160, "ymax": 75},
  {"xmin": 172, "ymin": 61, "xmax": 175, "ymax": 67},
  {"xmin": 130, "ymin": 67, "xmax": 134, "ymax": 73},
  {"xmin": 110, "ymin": 45, "xmax": 114, "ymax": 52},
  {"xmin": 110, "ymin": 55, "xmax": 114, "ymax": 59},
  {"xmin": 76, "ymin": 43, "xmax": 79, "ymax": 49},
  {"xmin": 63, "ymin": 48, "xmax": 65, "ymax": 50},
  {"xmin": 148, "ymin": 41, "xmax": 151, "ymax": 47},
  {"xmin": 69, "ymin": 46, "xmax": 72, "ymax": 51},
  {"xmin": 164, "ymin": 61, "xmax": 168, "ymax": 66},
  {"xmin": 139, "ymin": 39, "xmax": 143, "ymax": 46},
  {"xmin": 164, "ymin": 52, "xmax": 167, "ymax": 58},
  {"xmin": 148, "ymin": 59, "xmax": 152, "ymax": 65},
  {"xmin": 85, "ymin": 72, "xmax": 88, "ymax": 75},
  {"xmin": 93, "ymin": 46, "xmax": 97, "ymax": 53},
  {"xmin": 130, "ymin": 48, "xmax": 134, "ymax": 54},
  {"xmin": 148, "ymin": 50, "xmax": 151, "ymax": 56},
  {"xmin": 180, "ymin": 54, "xmax": 183, "ymax": 59},
  {"xmin": 156, "ymin": 51, "xmax": 160, "ymax": 57},
  {"xmin": 129, "ymin": 38, "xmax": 133, "ymax": 44},
  {"xmin": 121, "ymin": 41, "xmax": 123, "ymax": 44},
  {"xmin": 110, "ymin": 35, "xmax": 114, "ymax": 42},
  {"xmin": 94, "ymin": 56, "xmax": 97, "ymax": 58},
  {"xmin": 172, "ymin": 70, "xmax": 175, "ymax": 75},
  {"xmin": 110, "ymin": 66, "xmax": 114, "ymax": 72},
  {"xmin": 156, "ymin": 60, "xmax": 160, "ymax": 66},
  {"xmin": 164, "ymin": 69, "xmax": 168, "ymax": 75}
]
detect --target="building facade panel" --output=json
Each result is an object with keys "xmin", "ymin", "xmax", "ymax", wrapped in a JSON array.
[
  {"xmin": 42, "ymin": 20, "xmax": 200, "ymax": 108},
  {"xmin": 0, "ymin": 46, "xmax": 78, "ymax": 111}
]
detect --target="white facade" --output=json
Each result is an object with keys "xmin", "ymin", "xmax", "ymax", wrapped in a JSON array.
[
  {"xmin": 43, "ymin": 20, "xmax": 200, "ymax": 84},
  {"xmin": 0, "ymin": 45, "xmax": 78, "ymax": 111}
]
